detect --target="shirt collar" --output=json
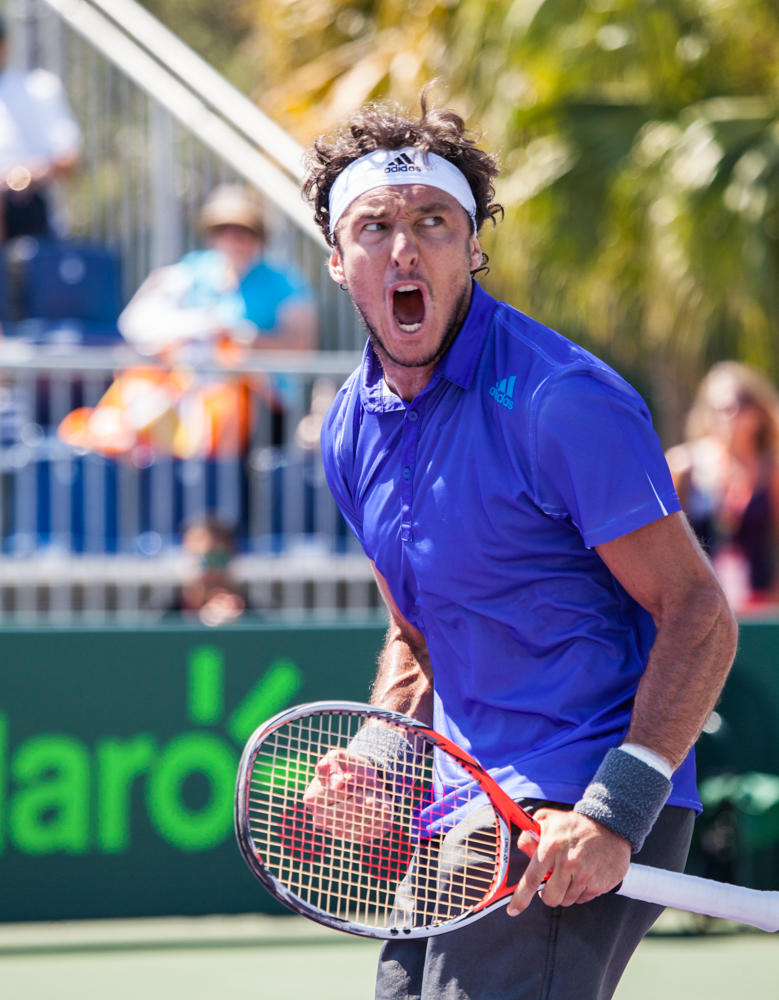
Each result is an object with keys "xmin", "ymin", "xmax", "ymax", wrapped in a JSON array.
[
  {"xmin": 437, "ymin": 282, "xmax": 497, "ymax": 389},
  {"xmin": 359, "ymin": 282, "xmax": 498, "ymax": 413}
]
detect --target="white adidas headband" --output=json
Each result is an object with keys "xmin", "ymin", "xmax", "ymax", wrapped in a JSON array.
[{"xmin": 328, "ymin": 147, "xmax": 477, "ymax": 234}]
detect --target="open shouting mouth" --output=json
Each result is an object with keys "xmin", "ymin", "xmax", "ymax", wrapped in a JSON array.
[{"xmin": 392, "ymin": 284, "xmax": 426, "ymax": 332}]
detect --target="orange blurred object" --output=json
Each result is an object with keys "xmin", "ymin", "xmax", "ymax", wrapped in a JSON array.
[{"xmin": 57, "ymin": 364, "xmax": 255, "ymax": 460}]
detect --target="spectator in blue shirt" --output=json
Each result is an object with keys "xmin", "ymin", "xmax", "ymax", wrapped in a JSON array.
[
  {"xmin": 302, "ymin": 100, "xmax": 738, "ymax": 1000},
  {"xmin": 118, "ymin": 184, "xmax": 317, "ymax": 358}
]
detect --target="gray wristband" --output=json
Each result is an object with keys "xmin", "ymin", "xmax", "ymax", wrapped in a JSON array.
[
  {"xmin": 347, "ymin": 727, "xmax": 419, "ymax": 796},
  {"xmin": 573, "ymin": 748, "xmax": 672, "ymax": 853}
]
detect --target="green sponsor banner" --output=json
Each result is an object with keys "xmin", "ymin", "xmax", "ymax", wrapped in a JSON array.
[
  {"xmin": 696, "ymin": 620, "xmax": 779, "ymax": 779},
  {"xmin": 0, "ymin": 620, "xmax": 385, "ymax": 921},
  {"xmin": 689, "ymin": 621, "xmax": 779, "ymax": 889},
  {"xmin": 1, "ymin": 618, "xmax": 776, "ymax": 920}
]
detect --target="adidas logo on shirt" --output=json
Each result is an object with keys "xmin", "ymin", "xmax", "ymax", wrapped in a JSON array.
[
  {"xmin": 489, "ymin": 376, "xmax": 516, "ymax": 410},
  {"xmin": 384, "ymin": 152, "xmax": 422, "ymax": 174}
]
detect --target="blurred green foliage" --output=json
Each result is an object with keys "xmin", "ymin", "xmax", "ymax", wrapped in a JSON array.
[
  {"xmin": 483, "ymin": 0, "xmax": 779, "ymax": 441},
  {"xmin": 139, "ymin": 0, "xmax": 257, "ymax": 92},
  {"xmin": 145, "ymin": 0, "xmax": 779, "ymax": 439}
]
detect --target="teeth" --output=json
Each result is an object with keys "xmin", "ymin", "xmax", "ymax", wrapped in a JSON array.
[
  {"xmin": 397, "ymin": 321, "xmax": 422, "ymax": 332},
  {"xmin": 396, "ymin": 285, "xmax": 419, "ymax": 293}
]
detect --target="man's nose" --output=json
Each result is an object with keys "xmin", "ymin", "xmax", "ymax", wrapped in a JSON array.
[{"xmin": 391, "ymin": 227, "xmax": 419, "ymax": 269}]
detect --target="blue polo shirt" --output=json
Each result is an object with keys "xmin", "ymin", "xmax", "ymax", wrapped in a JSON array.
[{"xmin": 322, "ymin": 282, "xmax": 700, "ymax": 815}]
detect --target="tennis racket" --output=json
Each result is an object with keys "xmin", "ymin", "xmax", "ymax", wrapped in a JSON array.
[{"xmin": 235, "ymin": 701, "xmax": 779, "ymax": 938}]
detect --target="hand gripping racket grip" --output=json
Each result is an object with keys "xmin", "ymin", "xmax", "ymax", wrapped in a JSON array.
[
  {"xmin": 416, "ymin": 720, "xmax": 779, "ymax": 932},
  {"xmin": 618, "ymin": 864, "xmax": 779, "ymax": 933}
]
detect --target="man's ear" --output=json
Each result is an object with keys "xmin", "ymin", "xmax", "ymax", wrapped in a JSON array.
[
  {"xmin": 469, "ymin": 234, "xmax": 483, "ymax": 272},
  {"xmin": 328, "ymin": 247, "xmax": 346, "ymax": 285}
]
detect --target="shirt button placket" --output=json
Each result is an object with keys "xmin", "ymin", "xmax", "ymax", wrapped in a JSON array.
[{"xmin": 400, "ymin": 404, "xmax": 423, "ymax": 542}]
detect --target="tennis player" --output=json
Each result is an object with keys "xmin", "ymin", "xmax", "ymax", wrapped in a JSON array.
[{"xmin": 303, "ymin": 98, "xmax": 738, "ymax": 999}]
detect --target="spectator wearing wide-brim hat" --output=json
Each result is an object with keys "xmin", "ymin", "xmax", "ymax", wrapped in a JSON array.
[
  {"xmin": 197, "ymin": 184, "xmax": 266, "ymax": 239},
  {"xmin": 118, "ymin": 183, "xmax": 318, "ymax": 356}
]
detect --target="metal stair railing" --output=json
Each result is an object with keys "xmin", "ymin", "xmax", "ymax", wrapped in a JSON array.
[
  {"xmin": 0, "ymin": 343, "xmax": 365, "ymax": 563},
  {"xmin": 0, "ymin": 341, "xmax": 362, "ymax": 377},
  {"xmin": 85, "ymin": 0, "xmax": 306, "ymax": 180},
  {"xmin": 38, "ymin": 0, "xmax": 324, "ymax": 243}
]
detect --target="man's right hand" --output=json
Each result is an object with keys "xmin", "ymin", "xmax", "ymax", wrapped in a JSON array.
[
  {"xmin": 302, "ymin": 749, "xmax": 395, "ymax": 845},
  {"xmin": 508, "ymin": 809, "xmax": 631, "ymax": 914}
]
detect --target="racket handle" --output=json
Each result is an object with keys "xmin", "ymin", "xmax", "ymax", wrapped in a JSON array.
[{"xmin": 617, "ymin": 863, "xmax": 779, "ymax": 933}]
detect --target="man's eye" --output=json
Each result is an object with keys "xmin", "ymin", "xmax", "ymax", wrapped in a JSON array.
[
  {"xmin": 420, "ymin": 216, "xmax": 443, "ymax": 227},
  {"xmin": 364, "ymin": 222, "xmax": 386, "ymax": 232}
]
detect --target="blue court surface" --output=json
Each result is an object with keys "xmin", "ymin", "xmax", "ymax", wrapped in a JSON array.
[{"xmin": 0, "ymin": 912, "xmax": 775, "ymax": 999}]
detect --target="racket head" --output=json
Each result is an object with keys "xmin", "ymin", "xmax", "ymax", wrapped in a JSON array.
[{"xmin": 235, "ymin": 701, "xmax": 513, "ymax": 939}]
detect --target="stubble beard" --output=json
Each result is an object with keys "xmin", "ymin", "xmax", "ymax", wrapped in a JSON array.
[{"xmin": 353, "ymin": 279, "xmax": 473, "ymax": 370}]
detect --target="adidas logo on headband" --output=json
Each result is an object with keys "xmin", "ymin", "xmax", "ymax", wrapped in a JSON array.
[{"xmin": 384, "ymin": 152, "xmax": 421, "ymax": 174}]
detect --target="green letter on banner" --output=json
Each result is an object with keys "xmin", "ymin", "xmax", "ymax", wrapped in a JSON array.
[
  {"xmin": 146, "ymin": 733, "xmax": 236, "ymax": 851},
  {"xmin": 227, "ymin": 659, "xmax": 303, "ymax": 743},
  {"xmin": 188, "ymin": 646, "xmax": 224, "ymax": 725},
  {"xmin": 0, "ymin": 713, "xmax": 6, "ymax": 854},
  {"xmin": 97, "ymin": 735, "xmax": 156, "ymax": 853},
  {"xmin": 11, "ymin": 736, "xmax": 90, "ymax": 855}
]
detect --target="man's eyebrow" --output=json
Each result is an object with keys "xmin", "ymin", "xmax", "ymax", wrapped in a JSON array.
[
  {"xmin": 411, "ymin": 201, "xmax": 454, "ymax": 215},
  {"xmin": 350, "ymin": 200, "xmax": 456, "ymax": 225},
  {"xmin": 352, "ymin": 207, "xmax": 390, "ymax": 221}
]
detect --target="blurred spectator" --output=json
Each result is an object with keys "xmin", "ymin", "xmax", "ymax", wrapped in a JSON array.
[
  {"xmin": 666, "ymin": 361, "xmax": 779, "ymax": 611},
  {"xmin": 296, "ymin": 378, "xmax": 338, "ymax": 537},
  {"xmin": 118, "ymin": 184, "xmax": 317, "ymax": 357},
  {"xmin": 60, "ymin": 186, "xmax": 318, "ymax": 461},
  {"xmin": 0, "ymin": 17, "xmax": 81, "ymax": 240},
  {"xmin": 295, "ymin": 377, "xmax": 337, "ymax": 452},
  {"xmin": 179, "ymin": 517, "xmax": 246, "ymax": 627}
]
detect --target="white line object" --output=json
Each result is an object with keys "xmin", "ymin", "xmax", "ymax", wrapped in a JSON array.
[{"xmin": 618, "ymin": 863, "xmax": 779, "ymax": 933}]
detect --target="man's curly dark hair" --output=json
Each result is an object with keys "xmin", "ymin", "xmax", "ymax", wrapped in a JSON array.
[{"xmin": 303, "ymin": 92, "xmax": 503, "ymax": 247}]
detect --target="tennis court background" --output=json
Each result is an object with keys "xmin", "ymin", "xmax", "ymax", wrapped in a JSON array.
[
  {"xmin": 0, "ymin": 617, "xmax": 777, "ymax": 999},
  {"xmin": 0, "ymin": 620, "xmax": 386, "ymax": 921},
  {"xmin": 0, "ymin": 913, "xmax": 775, "ymax": 1000}
]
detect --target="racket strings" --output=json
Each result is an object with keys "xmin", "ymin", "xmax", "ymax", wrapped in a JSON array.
[{"xmin": 246, "ymin": 710, "xmax": 502, "ymax": 931}]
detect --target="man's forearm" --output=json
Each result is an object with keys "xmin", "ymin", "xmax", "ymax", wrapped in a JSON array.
[
  {"xmin": 626, "ymin": 584, "xmax": 738, "ymax": 769},
  {"xmin": 370, "ymin": 622, "xmax": 434, "ymax": 725},
  {"xmin": 571, "ymin": 585, "xmax": 736, "ymax": 857}
]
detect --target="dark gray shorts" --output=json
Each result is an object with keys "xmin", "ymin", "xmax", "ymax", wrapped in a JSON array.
[{"xmin": 375, "ymin": 800, "xmax": 695, "ymax": 1000}]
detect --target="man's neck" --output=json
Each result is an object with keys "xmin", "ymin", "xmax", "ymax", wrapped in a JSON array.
[{"xmin": 380, "ymin": 356, "xmax": 439, "ymax": 402}]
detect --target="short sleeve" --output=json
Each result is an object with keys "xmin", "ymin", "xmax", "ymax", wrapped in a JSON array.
[
  {"xmin": 533, "ymin": 370, "xmax": 681, "ymax": 548},
  {"xmin": 320, "ymin": 386, "xmax": 366, "ymax": 549},
  {"xmin": 26, "ymin": 70, "xmax": 81, "ymax": 158},
  {"xmin": 241, "ymin": 262, "xmax": 314, "ymax": 332},
  {"xmin": 276, "ymin": 265, "xmax": 314, "ymax": 309}
]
